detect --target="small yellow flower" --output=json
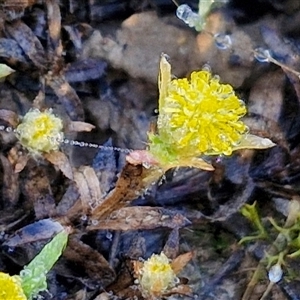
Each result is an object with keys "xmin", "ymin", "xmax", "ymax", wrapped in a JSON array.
[
  {"xmin": 146, "ymin": 54, "xmax": 275, "ymax": 169},
  {"xmin": 0, "ymin": 272, "xmax": 26, "ymax": 300},
  {"xmin": 157, "ymin": 70, "xmax": 247, "ymax": 156},
  {"xmin": 16, "ymin": 108, "xmax": 63, "ymax": 154},
  {"xmin": 138, "ymin": 252, "xmax": 177, "ymax": 297}
]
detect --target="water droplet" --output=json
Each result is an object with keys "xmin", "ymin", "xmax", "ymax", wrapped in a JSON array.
[
  {"xmin": 142, "ymin": 162, "xmax": 151, "ymax": 169},
  {"xmin": 174, "ymin": 276, "xmax": 180, "ymax": 284},
  {"xmin": 215, "ymin": 155, "xmax": 223, "ymax": 163},
  {"xmin": 254, "ymin": 47, "xmax": 271, "ymax": 62},
  {"xmin": 81, "ymin": 215, "xmax": 87, "ymax": 221},
  {"xmin": 213, "ymin": 74, "xmax": 220, "ymax": 82},
  {"xmin": 89, "ymin": 143, "xmax": 98, "ymax": 148},
  {"xmin": 106, "ymin": 231, "xmax": 113, "ymax": 241},
  {"xmin": 91, "ymin": 219, "xmax": 98, "ymax": 226},
  {"xmin": 202, "ymin": 64, "xmax": 211, "ymax": 73},
  {"xmin": 20, "ymin": 268, "xmax": 32, "ymax": 277},
  {"xmin": 268, "ymin": 264, "xmax": 283, "ymax": 283},
  {"xmin": 214, "ymin": 33, "xmax": 232, "ymax": 50},
  {"xmin": 176, "ymin": 4, "xmax": 201, "ymax": 28},
  {"xmin": 7, "ymin": 246, "xmax": 15, "ymax": 253},
  {"xmin": 172, "ymin": 167, "xmax": 179, "ymax": 177}
]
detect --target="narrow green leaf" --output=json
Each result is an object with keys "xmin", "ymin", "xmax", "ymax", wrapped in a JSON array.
[{"xmin": 20, "ymin": 229, "xmax": 69, "ymax": 299}]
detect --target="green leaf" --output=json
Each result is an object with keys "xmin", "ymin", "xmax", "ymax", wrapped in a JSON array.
[{"xmin": 20, "ymin": 229, "xmax": 69, "ymax": 299}]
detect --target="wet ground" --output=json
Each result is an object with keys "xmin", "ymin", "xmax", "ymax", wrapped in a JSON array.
[{"xmin": 1, "ymin": 0, "xmax": 300, "ymax": 299}]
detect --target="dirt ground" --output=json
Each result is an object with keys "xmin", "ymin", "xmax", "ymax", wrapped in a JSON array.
[{"xmin": 1, "ymin": 0, "xmax": 300, "ymax": 299}]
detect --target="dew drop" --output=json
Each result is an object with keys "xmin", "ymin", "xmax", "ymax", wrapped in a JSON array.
[
  {"xmin": 254, "ymin": 47, "xmax": 271, "ymax": 62},
  {"xmin": 91, "ymin": 219, "xmax": 99, "ymax": 226},
  {"xmin": 268, "ymin": 264, "xmax": 283, "ymax": 283},
  {"xmin": 214, "ymin": 33, "xmax": 232, "ymax": 50},
  {"xmin": 131, "ymin": 284, "xmax": 139, "ymax": 290},
  {"xmin": 89, "ymin": 143, "xmax": 98, "ymax": 148},
  {"xmin": 142, "ymin": 162, "xmax": 151, "ymax": 169},
  {"xmin": 176, "ymin": 4, "xmax": 201, "ymax": 28},
  {"xmin": 172, "ymin": 166, "xmax": 179, "ymax": 177},
  {"xmin": 20, "ymin": 268, "xmax": 32, "ymax": 277},
  {"xmin": 176, "ymin": 4, "xmax": 192, "ymax": 21},
  {"xmin": 213, "ymin": 74, "xmax": 220, "ymax": 82},
  {"xmin": 81, "ymin": 215, "xmax": 87, "ymax": 221},
  {"xmin": 202, "ymin": 64, "xmax": 211, "ymax": 73},
  {"xmin": 174, "ymin": 276, "xmax": 180, "ymax": 284},
  {"xmin": 106, "ymin": 231, "xmax": 113, "ymax": 241},
  {"xmin": 7, "ymin": 246, "xmax": 15, "ymax": 253},
  {"xmin": 215, "ymin": 155, "xmax": 223, "ymax": 163}
]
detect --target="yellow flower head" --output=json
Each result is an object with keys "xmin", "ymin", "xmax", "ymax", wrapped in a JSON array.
[
  {"xmin": 0, "ymin": 272, "xmax": 26, "ymax": 300},
  {"xmin": 147, "ymin": 55, "xmax": 275, "ymax": 169},
  {"xmin": 139, "ymin": 252, "xmax": 177, "ymax": 297},
  {"xmin": 16, "ymin": 108, "xmax": 64, "ymax": 154},
  {"xmin": 160, "ymin": 70, "xmax": 247, "ymax": 155}
]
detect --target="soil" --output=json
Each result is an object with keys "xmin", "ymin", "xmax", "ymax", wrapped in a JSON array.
[{"xmin": 1, "ymin": 0, "xmax": 300, "ymax": 299}]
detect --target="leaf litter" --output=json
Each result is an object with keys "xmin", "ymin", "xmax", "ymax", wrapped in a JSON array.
[{"xmin": 0, "ymin": 0, "xmax": 300, "ymax": 299}]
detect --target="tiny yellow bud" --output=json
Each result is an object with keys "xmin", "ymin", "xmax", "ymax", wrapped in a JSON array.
[
  {"xmin": 139, "ymin": 252, "xmax": 177, "ymax": 297},
  {"xmin": 16, "ymin": 108, "xmax": 64, "ymax": 154}
]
